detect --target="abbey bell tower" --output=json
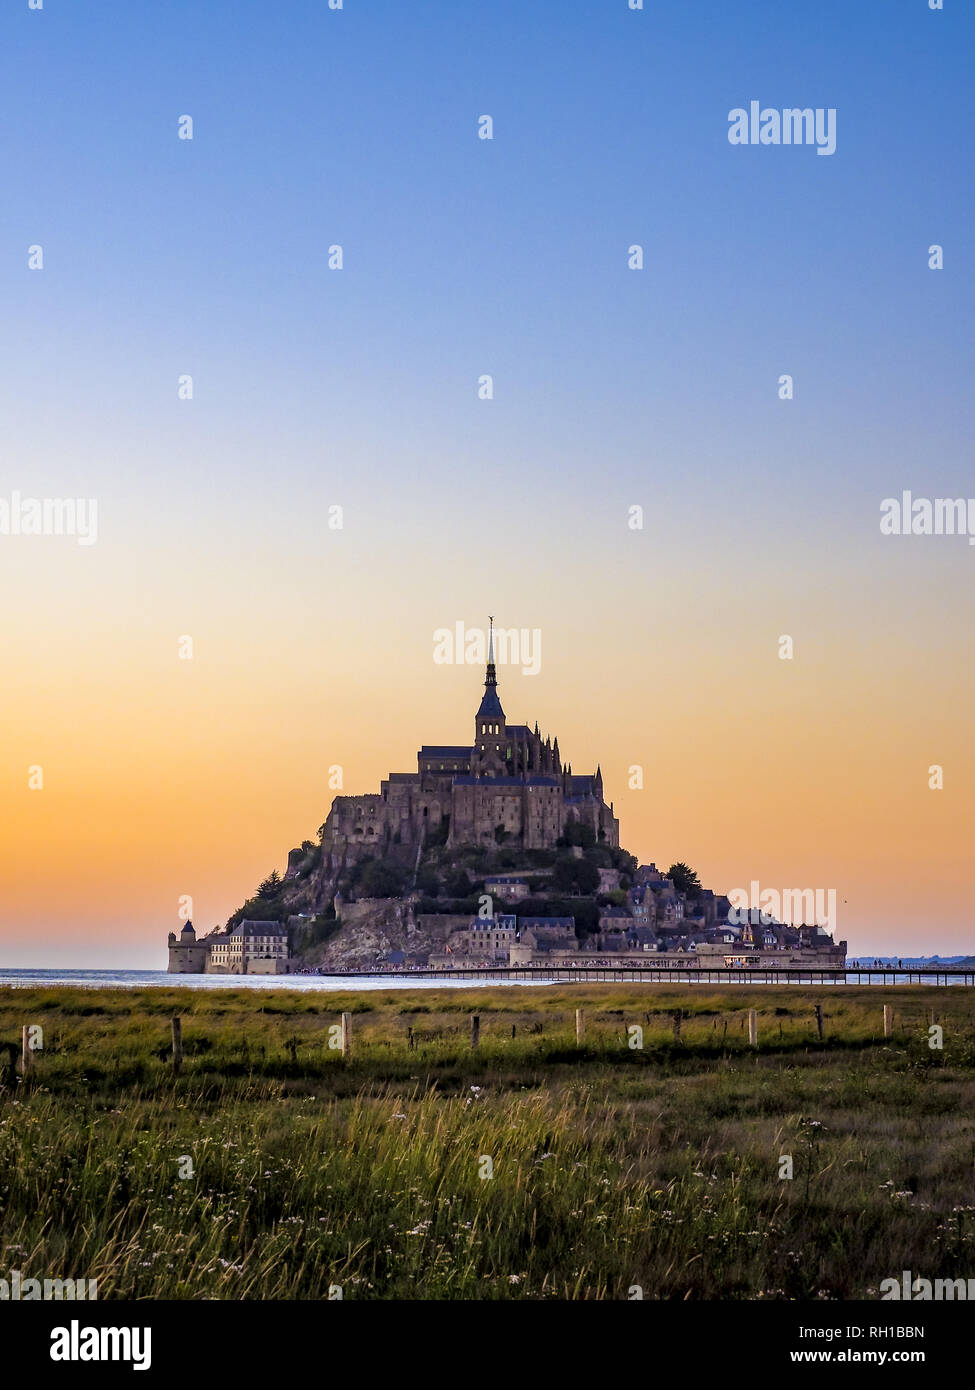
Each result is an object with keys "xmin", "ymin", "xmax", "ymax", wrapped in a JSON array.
[{"xmin": 472, "ymin": 616, "xmax": 506, "ymax": 776}]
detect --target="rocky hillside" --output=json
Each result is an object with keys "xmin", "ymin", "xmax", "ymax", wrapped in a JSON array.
[{"xmin": 224, "ymin": 821, "xmax": 639, "ymax": 968}]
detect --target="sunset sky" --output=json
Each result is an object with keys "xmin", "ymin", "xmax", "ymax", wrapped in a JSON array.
[{"xmin": 1, "ymin": 0, "xmax": 972, "ymax": 966}]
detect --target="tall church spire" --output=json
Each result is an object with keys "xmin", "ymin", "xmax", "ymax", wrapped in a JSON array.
[
  {"xmin": 473, "ymin": 614, "xmax": 505, "ymax": 773},
  {"xmin": 483, "ymin": 614, "xmax": 498, "ymax": 691},
  {"xmin": 475, "ymin": 615, "xmax": 504, "ymax": 724}
]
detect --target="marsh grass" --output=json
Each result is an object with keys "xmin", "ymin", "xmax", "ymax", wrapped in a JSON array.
[{"xmin": 0, "ymin": 984, "xmax": 972, "ymax": 1299}]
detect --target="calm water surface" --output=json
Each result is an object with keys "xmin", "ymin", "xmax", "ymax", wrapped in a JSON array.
[
  {"xmin": 0, "ymin": 969, "xmax": 551, "ymax": 992},
  {"xmin": 0, "ymin": 968, "xmax": 958, "ymax": 992}
]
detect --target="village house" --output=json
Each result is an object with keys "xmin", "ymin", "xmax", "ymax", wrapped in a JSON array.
[{"xmin": 483, "ymin": 875, "xmax": 531, "ymax": 902}]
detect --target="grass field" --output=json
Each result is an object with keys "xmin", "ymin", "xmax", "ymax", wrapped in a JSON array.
[{"xmin": 0, "ymin": 983, "xmax": 973, "ymax": 1300}]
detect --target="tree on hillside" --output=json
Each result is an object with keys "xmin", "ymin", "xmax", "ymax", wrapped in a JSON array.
[
  {"xmin": 415, "ymin": 866, "xmax": 440, "ymax": 896},
  {"xmin": 559, "ymin": 816, "xmax": 597, "ymax": 849},
  {"xmin": 666, "ymin": 862, "xmax": 702, "ymax": 899},
  {"xmin": 445, "ymin": 868, "xmax": 473, "ymax": 899},
  {"xmin": 257, "ymin": 870, "xmax": 282, "ymax": 899},
  {"xmin": 613, "ymin": 849, "xmax": 638, "ymax": 877},
  {"xmin": 358, "ymin": 860, "xmax": 407, "ymax": 899},
  {"xmin": 552, "ymin": 857, "xmax": 600, "ymax": 895}
]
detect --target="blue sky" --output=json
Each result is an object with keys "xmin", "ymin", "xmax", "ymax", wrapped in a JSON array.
[
  {"xmin": 3, "ymin": 0, "xmax": 971, "ymax": 511},
  {"xmin": 1, "ymin": 0, "xmax": 973, "ymax": 963}
]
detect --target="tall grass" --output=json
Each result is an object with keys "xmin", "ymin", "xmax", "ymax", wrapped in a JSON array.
[{"xmin": 0, "ymin": 985, "xmax": 972, "ymax": 1299}]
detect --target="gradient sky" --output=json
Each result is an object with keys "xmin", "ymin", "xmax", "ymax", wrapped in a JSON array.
[{"xmin": 1, "ymin": 0, "xmax": 973, "ymax": 966}]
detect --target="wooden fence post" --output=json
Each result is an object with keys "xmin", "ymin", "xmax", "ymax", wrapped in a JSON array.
[
  {"xmin": 470, "ymin": 1014, "xmax": 480, "ymax": 1050},
  {"xmin": 575, "ymin": 1008, "xmax": 585, "ymax": 1044},
  {"xmin": 883, "ymin": 1004, "xmax": 893, "ymax": 1039},
  {"xmin": 171, "ymin": 1017, "xmax": 183, "ymax": 1075},
  {"xmin": 814, "ymin": 1004, "xmax": 824, "ymax": 1042},
  {"xmin": 748, "ymin": 1009, "xmax": 758, "ymax": 1047},
  {"xmin": 341, "ymin": 1012, "xmax": 352, "ymax": 1057},
  {"xmin": 672, "ymin": 1010, "xmax": 682, "ymax": 1043},
  {"xmin": 20, "ymin": 1026, "xmax": 34, "ymax": 1076},
  {"xmin": 407, "ymin": 1025, "xmax": 415, "ymax": 1051}
]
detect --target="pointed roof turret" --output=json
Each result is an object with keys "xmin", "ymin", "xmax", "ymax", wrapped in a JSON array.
[{"xmin": 476, "ymin": 614, "xmax": 505, "ymax": 720}]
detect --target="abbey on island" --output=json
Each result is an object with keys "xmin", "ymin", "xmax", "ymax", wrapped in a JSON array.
[{"xmin": 167, "ymin": 619, "xmax": 847, "ymax": 976}]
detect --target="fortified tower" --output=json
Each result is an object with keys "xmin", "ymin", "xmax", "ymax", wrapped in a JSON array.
[{"xmin": 167, "ymin": 921, "xmax": 208, "ymax": 973}]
